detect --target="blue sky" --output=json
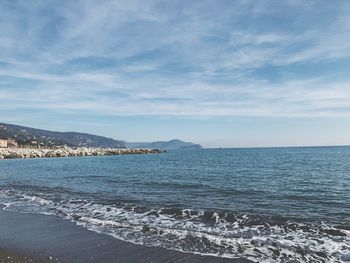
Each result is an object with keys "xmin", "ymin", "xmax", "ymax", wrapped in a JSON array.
[{"xmin": 1, "ymin": 0, "xmax": 350, "ymax": 147}]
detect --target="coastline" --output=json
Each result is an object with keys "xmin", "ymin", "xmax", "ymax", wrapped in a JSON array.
[
  {"xmin": 0, "ymin": 206, "xmax": 252, "ymax": 263},
  {"xmin": 0, "ymin": 147, "xmax": 162, "ymax": 159}
]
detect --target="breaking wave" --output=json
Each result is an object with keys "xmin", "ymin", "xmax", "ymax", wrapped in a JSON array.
[{"xmin": 0, "ymin": 188, "xmax": 349, "ymax": 263}]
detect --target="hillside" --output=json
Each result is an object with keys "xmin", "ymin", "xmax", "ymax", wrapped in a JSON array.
[
  {"xmin": 126, "ymin": 139, "xmax": 202, "ymax": 150},
  {"xmin": 0, "ymin": 123, "xmax": 125, "ymax": 148},
  {"xmin": 0, "ymin": 123, "xmax": 203, "ymax": 149}
]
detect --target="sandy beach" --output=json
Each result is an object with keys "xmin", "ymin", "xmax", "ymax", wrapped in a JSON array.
[
  {"xmin": 0, "ymin": 206, "xmax": 252, "ymax": 263},
  {"xmin": 0, "ymin": 248, "xmax": 42, "ymax": 263}
]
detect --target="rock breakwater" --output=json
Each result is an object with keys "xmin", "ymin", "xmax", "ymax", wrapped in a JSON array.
[{"xmin": 0, "ymin": 147, "xmax": 162, "ymax": 159}]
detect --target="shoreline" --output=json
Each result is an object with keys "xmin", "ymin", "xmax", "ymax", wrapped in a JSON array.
[
  {"xmin": 0, "ymin": 147, "xmax": 162, "ymax": 159},
  {"xmin": 0, "ymin": 206, "xmax": 252, "ymax": 263}
]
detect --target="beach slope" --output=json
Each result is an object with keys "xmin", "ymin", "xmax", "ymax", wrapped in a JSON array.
[{"xmin": 0, "ymin": 207, "xmax": 252, "ymax": 263}]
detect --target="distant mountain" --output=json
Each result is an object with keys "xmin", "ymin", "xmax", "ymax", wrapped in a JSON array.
[
  {"xmin": 0, "ymin": 123, "xmax": 125, "ymax": 148},
  {"xmin": 126, "ymin": 139, "xmax": 202, "ymax": 150},
  {"xmin": 0, "ymin": 123, "xmax": 202, "ymax": 150}
]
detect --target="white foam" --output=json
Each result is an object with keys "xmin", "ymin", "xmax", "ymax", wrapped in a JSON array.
[{"xmin": 0, "ymin": 188, "xmax": 349, "ymax": 262}]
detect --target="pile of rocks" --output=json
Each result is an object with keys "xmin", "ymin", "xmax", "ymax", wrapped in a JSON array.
[{"xmin": 0, "ymin": 147, "xmax": 162, "ymax": 159}]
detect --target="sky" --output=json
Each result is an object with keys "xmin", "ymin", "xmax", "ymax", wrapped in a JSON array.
[{"xmin": 1, "ymin": 0, "xmax": 350, "ymax": 148}]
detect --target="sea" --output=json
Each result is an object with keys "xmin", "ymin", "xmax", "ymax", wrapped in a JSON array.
[{"xmin": 0, "ymin": 147, "xmax": 349, "ymax": 262}]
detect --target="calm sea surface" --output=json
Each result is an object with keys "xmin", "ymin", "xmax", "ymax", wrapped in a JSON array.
[{"xmin": 0, "ymin": 147, "xmax": 349, "ymax": 262}]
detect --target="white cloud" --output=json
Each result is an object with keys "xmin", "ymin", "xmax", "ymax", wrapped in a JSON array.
[{"xmin": 1, "ymin": 0, "xmax": 350, "ymax": 119}]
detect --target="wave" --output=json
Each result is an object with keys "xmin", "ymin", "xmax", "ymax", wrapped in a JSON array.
[{"xmin": 0, "ymin": 188, "xmax": 349, "ymax": 262}]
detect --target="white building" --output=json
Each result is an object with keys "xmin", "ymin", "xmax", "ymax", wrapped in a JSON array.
[{"xmin": 0, "ymin": 139, "xmax": 8, "ymax": 148}]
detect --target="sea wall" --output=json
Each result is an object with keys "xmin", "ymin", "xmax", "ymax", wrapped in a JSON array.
[{"xmin": 0, "ymin": 147, "xmax": 162, "ymax": 159}]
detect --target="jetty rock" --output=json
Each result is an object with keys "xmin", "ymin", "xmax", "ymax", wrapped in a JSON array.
[{"xmin": 0, "ymin": 147, "xmax": 163, "ymax": 159}]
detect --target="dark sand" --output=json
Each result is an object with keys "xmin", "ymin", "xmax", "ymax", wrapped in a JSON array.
[
  {"xmin": 0, "ymin": 248, "xmax": 42, "ymax": 263},
  {"xmin": 0, "ymin": 207, "xmax": 253, "ymax": 263}
]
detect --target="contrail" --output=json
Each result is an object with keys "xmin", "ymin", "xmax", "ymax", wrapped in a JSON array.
[{"xmin": 231, "ymin": 41, "xmax": 256, "ymax": 67}]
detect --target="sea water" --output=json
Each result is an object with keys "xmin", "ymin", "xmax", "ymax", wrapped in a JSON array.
[{"xmin": 0, "ymin": 147, "xmax": 349, "ymax": 262}]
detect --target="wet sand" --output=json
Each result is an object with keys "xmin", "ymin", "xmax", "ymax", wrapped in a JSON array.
[
  {"xmin": 0, "ymin": 248, "xmax": 42, "ymax": 263},
  {"xmin": 0, "ymin": 207, "xmax": 253, "ymax": 263}
]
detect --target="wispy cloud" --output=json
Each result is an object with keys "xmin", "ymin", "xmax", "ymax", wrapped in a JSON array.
[{"xmin": 1, "ymin": 0, "xmax": 350, "ymax": 121}]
